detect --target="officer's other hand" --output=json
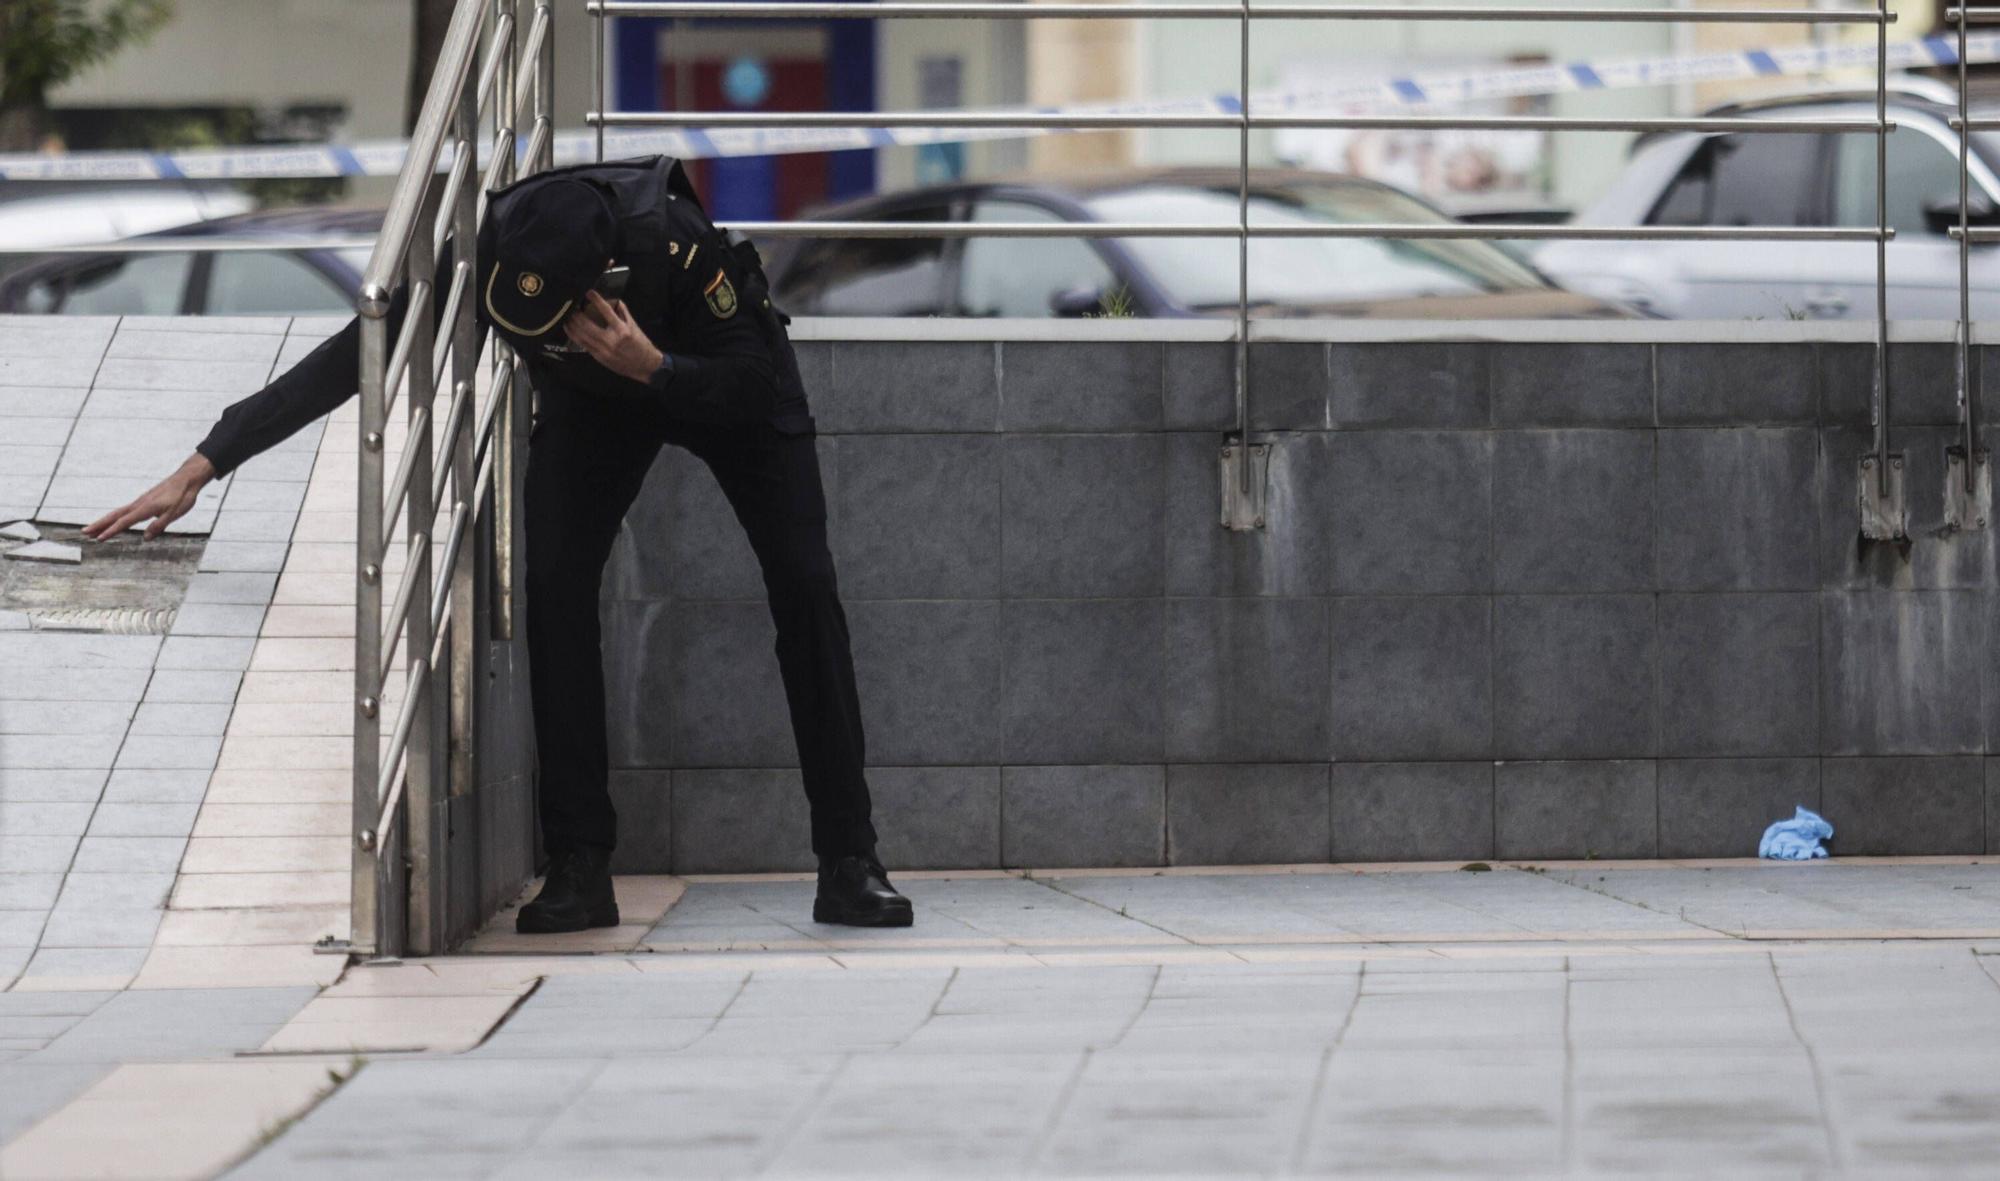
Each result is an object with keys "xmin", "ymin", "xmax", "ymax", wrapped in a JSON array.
[
  {"xmin": 83, "ymin": 451, "xmax": 216, "ymax": 542},
  {"xmin": 565, "ymin": 291, "xmax": 663, "ymax": 383}
]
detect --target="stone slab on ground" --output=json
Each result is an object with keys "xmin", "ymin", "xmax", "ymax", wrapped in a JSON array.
[{"xmin": 3, "ymin": 542, "xmax": 80, "ymax": 565}]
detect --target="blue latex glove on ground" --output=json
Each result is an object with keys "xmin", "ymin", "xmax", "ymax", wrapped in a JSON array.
[{"xmin": 1759, "ymin": 806, "xmax": 1832, "ymax": 860}]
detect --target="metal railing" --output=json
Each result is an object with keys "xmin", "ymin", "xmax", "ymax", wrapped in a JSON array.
[
  {"xmin": 586, "ymin": 0, "xmax": 1907, "ymax": 533},
  {"xmin": 335, "ymin": 0, "xmax": 1991, "ymax": 954},
  {"xmin": 349, "ymin": 0, "xmax": 552, "ymax": 959},
  {"xmin": 1946, "ymin": 6, "xmax": 1995, "ymax": 532}
]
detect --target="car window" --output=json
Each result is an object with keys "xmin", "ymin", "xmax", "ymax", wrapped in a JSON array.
[
  {"xmin": 1648, "ymin": 133, "xmax": 1825, "ymax": 227},
  {"xmin": 205, "ymin": 250, "xmax": 353, "ymax": 314},
  {"xmin": 776, "ymin": 206, "xmax": 951, "ymax": 315},
  {"xmin": 1833, "ymin": 126, "xmax": 1965, "ymax": 237},
  {"xmin": 60, "ymin": 252, "xmax": 195, "ymax": 315},
  {"xmin": 1087, "ymin": 187, "xmax": 1524, "ymax": 310},
  {"xmin": 958, "ymin": 200, "xmax": 1120, "ymax": 317},
  {"xmin": 1278, "ymin": 181, "xmax": 1545, "ymax": 290}
]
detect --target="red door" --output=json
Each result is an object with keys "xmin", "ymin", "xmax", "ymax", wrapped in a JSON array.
[{"xmin": 664, "ymin": 47, "xmax": 829, "ymax": 220}]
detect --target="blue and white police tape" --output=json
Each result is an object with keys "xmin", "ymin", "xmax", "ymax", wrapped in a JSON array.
[{"xmin": 4, "ymin": 32, "xmax": 1996, "ymax": 182}]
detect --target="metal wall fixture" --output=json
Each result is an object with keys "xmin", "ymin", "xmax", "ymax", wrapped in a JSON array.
[
  {"xmin": 344, "ymin": 0, "xmax": 553, "ymax": 959},
  {"xmin": 587, "ymin": 0, "xmax": 1904, "ymax": 536},
  {"xmin": 1946, "ymin": 5, "xmax": 1995, "ymax": 535}
]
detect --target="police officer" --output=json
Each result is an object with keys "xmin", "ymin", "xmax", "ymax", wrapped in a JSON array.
[{"xmin": 85, "ymin": 155, "xmax": 913, "ymax": 934}]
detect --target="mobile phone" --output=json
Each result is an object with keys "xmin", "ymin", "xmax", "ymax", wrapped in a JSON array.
[{"xmin": 592, "ymin": 265, "xmax": 630, "ymax": 300}]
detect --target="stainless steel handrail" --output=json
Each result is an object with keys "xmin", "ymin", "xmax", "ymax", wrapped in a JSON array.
[
  {"xmin": 591, "ymin": 1, "xmax": 1891, "ymax": 21},
  {"xmin": 686, "ymin": 221, "xmax": 1897, "ymax": 242},
  {"xmin": 0, "ymin": 237, "xmax": 377, "ymax": 254},
  {"xmin": 360, "ymin": 5, "xmax": 488, "ymax": 316},
  {"xmin": 589, "ymin": 0, "xmax": 1903, "ymax": 531},
  {"xmin": 350, "ymin": 0, "xmax": 550, "ymax": 959},
  {"xmin": 590, "ymin": 111, "xmax": 1894, "ymax": 134}
]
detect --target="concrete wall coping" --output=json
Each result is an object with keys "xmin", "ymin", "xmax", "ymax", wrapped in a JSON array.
[
  {"xmin": 4, "ymin": 313, "xmax": 1995, "ymax": 346},
  {"xmin": 783, "ymin": 317, "xmax": 1997, "ymax": 345}
]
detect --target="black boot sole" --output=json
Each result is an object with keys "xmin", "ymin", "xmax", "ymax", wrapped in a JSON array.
[
  {"xmin": 812, "ymin": 896, "xmax": 914, "ymax": 928},
  {"xmin": 515, "ymin": 902, "xmax": 621, "ymax": 935}
]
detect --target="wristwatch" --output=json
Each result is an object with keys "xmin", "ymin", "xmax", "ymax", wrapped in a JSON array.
[{"xmin": 646, "ymin": 352, "xmax": 676, "ymax": 392}]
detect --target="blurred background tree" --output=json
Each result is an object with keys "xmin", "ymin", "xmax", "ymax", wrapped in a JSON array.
[{"xmin": 0, "ymin": 0, "xmax": 175, "ymax": 151}]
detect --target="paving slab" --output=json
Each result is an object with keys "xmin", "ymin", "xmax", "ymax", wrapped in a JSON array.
[
  {"xmin": 2, "ymin": 542, "xmax": 80, "ymax": 565},
  {"xmin": 228, "ymin": 931, "xmax": 2000, "ymax": 1180}
]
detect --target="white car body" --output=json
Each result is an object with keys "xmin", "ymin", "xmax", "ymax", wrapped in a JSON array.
[
  {"xmin": 1535, "ymin": 86, "xmax": 2000, "ymax": 321},
  {"xmin": 0, "ymin": 183, "xmax": 252, "ymax": 251}
]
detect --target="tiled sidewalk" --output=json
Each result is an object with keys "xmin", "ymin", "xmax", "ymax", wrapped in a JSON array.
[
  {"xmin": 250, "ymin": 864, "xmax": 2000, "ymax": 1179},
  {"xmin": 0, "ymin": 311, "xmax": 451, "ymax": 996},
  {"xmin": 0, "ymin": 863, "xmax": 1996, "ymax": 1178},
  {"xmin": 0, "ymin": 311, "xmax": 420, "ymax": 1178},
  {"xmin": 2, "ymin": 315, "xmax": 342, "ymax": 992}
]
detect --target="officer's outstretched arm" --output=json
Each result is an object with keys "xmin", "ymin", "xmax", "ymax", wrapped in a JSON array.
[
  {"xmin": 85, "ymin": 245, "xmax": 462, "ymax": 540},
  {"xmin": 197, "ymin": 245, "xmax": 463, "ymax": 477}
]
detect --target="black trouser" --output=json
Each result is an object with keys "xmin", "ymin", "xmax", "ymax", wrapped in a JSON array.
[{"xmin": 521, "ymin": 394, "xmax": 877, "ymax": 864}]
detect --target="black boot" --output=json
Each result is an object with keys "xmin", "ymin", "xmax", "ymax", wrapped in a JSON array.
[
  {"xmin": 516, "ymin": 846, "xmax": 620, "ymax": 934},
  {"xmin": 813, "ymin": 852, "xmax": 913, "ymax": 927}
]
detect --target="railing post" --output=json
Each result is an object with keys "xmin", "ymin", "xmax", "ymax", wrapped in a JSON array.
[
  {"xmin": 444, "ymin": 11, "xmax": 484, "ymax": 945},
  {"xmin": 1235, "ymin": 0, "xmax": 1249, "ymax": 452},
  {"xmin": 353, "ymin": 314, "xmax": 389, "ymax": 960},
  {"xmin": 1219, "ymin": 0, "xmax": 1267, "ymax": 534},
  {"xmin": 537, "ymin": 0, "xmax": 556, "ymax": 171},
  {"xmin": 402, "ymin": 201, "xmax": 442, "ymax": 955},
  {"xmin": 492, "ymin": 0, "xmax": 522, "ymax": 642},
  {"xmin": 1949, "ymin": 6, "xmax": 1992, "ymax": 534},
  {"xmin": 1859, "ymin": 0, "xmax": 1906, "ymax": 541},
  {"xmin": 593, "ymin": 0, "xmax": 607, "ymax": 161}
]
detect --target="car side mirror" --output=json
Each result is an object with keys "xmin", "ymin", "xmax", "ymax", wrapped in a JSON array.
[
  {"xmin": 1923, "ymin": 193, "xmax": 2000, "ymax": 236},
  {"xmin": 1049, "ymin": 284, "xmax": 1104, "ymax": 318}
]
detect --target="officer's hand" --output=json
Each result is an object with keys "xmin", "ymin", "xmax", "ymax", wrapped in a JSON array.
[
  {"xmin": 84, "ymin": 451, "xmax": 216, "ymax": 541},
  {"xmin": 565, "ymin": 291, "xmax": 664, "ymax": 383}
]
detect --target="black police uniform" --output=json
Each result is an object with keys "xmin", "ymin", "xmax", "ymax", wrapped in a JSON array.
[{"xmin": 194, "ymin": 155, "xmax": 880, "ymax": 867}]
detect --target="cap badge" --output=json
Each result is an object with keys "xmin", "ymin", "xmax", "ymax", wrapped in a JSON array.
[{"xmin": 517, "ymin": 272, "xmax": 544, "ymax": 297}]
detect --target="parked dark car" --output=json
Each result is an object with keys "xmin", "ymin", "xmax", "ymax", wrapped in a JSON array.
[
  {"xmin": 0, "ymin": 207, "xmax": 379, "ymax": 316},
  {"xmin": 764, "ymin": 166, "xmax": 1634, "ymax": 319}
]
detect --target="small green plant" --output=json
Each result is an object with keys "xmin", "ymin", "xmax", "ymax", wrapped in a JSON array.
[
  {"xmin": 1459, "ymin": 862, "xmax": 1493, "ymax": 873},
  {"xmin": 1087, "ymin": 283, "xmax": 1136, "ymax": 319},
  {"xmin": 251, "ymin": 1054, "xmax": 365, "ymax": 1150}
]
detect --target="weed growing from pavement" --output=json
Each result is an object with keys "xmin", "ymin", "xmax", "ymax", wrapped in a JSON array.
[{"xmin": 248, "ymin": 1054, "xmax": 367, "ymax": 1154}]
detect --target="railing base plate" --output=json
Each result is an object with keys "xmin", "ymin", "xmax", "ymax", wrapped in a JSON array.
[
  {"xmin": 1857, "ymin": 453, "xmax": 1908, "ymax": 542},
  {"xmin": 1945, "ymin": 447, "xmax": 1992, "ymax": 534},
  {"xmin": 1219, "ymin": 440, "xmax": 1269, "ymax": 532}
]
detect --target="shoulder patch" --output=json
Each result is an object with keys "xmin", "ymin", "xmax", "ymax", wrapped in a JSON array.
[{"xmin": 703, "ymin": 267, "xmax": 738, "ymax": 318}]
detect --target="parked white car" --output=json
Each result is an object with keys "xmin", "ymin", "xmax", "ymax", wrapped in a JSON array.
[
  {"xmin": 1536, "ymin": 79, "xmax": 2000, "ymax": 320},
  {"xmin": 0, "ymin": 181, "xmax": 251, "ymax": 252}
]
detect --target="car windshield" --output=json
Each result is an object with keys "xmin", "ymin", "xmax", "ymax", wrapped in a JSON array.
[{"xmin": 1085, "ymin": 184, "xmax": 1546, "ymax": 309}]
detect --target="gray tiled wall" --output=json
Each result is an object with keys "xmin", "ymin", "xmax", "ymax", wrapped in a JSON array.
[{"xmin": 595, "ymin": 338, "xmax": 2000, "ymax": 870}]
